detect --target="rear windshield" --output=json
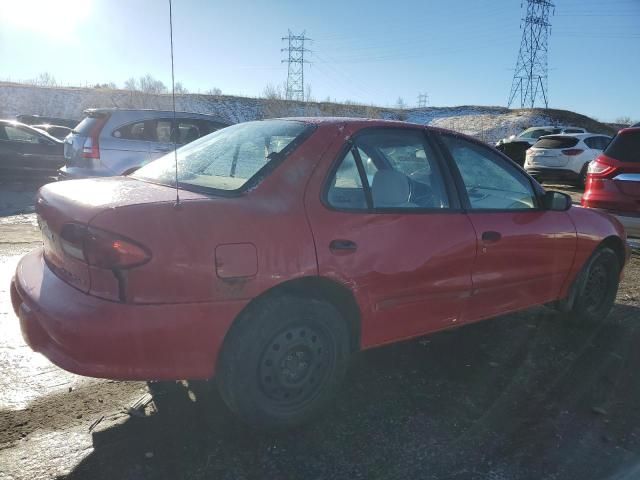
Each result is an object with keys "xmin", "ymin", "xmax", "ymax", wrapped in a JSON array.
[
  {"xmin": 533, "ymin": 136, "xmax": 579, "ymax": 149},
  {"xmin": 519, "ymin": 127, "xmax": 560, "ymax": 139},
  {"xmin": 604, "ymin": 132, "xmax": 640, "ymax": 163},
  {"xmin": 73, "ymin": 113, "xmax": 108, "ymax": 135},
  {"xmin": 133, "ymin": 120, "xmax": 312, "ymax": 193}
]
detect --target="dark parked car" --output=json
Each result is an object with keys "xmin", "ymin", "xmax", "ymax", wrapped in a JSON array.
[
  {"xmin": 495, "ymin": 139, "xmax": 531, "ymax": 166},
  {"xmin": 16, "ymin": 114, "xmax": 78, "ymax": 129},
  {"xmin": 33, "ymin": 124, "xmax": 73, "ymax": 140},
  {"xmin": 11, "ymin": 118, "xmax": 629, "ymax": 429},
  {"xmin": 0, "ymin": 120, "xmax": 64, "ymax": 178}
]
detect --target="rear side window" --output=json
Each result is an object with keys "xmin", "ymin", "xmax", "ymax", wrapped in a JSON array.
[
  {"xmin": 533, "ymin": 136, "xmax": 579, "ymax": 149},
  {"xmin": 327, "ymin": 129, "xmax": 451, "ymax": 210},
  {"xmin": 1, "ymin": 125, "xmax": 40, "ymax": 143},
  {"xmin": 605, "ymin": 132, "xmax": 640, "ymax": 163},
  {"xmin": 114, "ymin": 121, "xmax": 150, "ymax": 141}
]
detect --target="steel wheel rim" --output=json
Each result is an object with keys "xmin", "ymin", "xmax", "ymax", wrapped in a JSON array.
[
  {"xmin": 258, "ymin": 324, "xmax": 332, "ymax": 408},
  {"xmin": 583, "ymin": 263, "xmax": 608, "ymax": 313}
]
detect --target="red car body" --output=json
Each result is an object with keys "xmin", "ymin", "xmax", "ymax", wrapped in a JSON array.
[
  {"xmin": 11, "ymin": 118, "xmax": 629, "ymax": 381},
  {"xmin": 582, "ymin": 127, "xmax": 640, "ymax": 237}
]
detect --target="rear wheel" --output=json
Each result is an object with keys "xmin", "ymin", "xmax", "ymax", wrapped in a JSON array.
[
  {"xmin": 565, "ymin": 247, "xmax": 620, "ymax": 324},
  {"xmin": 217, "ymin": 295, "xmax": 350, "ymax": 429}
]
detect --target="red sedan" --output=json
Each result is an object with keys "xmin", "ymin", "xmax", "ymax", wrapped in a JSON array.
[{"xmin": 11, "ymin": 118, "xmax": 630, "ymax": 428}]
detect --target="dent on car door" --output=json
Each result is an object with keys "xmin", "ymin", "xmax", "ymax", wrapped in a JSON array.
[
  {"xmin": 305, "ymin": 127, "xmax": 477, "ymax": 348},
  {"xmin": 437, "ymin": 133, "xmax": 577, "ymax": 322}
]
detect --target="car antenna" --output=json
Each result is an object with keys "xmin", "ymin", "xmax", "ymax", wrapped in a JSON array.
[{"xmin": 168, "ymin": 0, "xmax": 180, "ymax": 208}]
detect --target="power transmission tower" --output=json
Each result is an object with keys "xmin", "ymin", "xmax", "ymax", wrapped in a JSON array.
[
  {"xmin": 417, "ymin": 93, "xmax": 429, "ymax": 108},
  {"xmin": 281, "ymin": 30, "xmax": 311, "ymax": 101},
  {"xmin": 507, "ymin": 0, "xmax": 554, "ymax": 109}
]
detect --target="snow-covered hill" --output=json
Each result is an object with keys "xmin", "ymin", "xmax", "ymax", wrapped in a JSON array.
[{"xmin": 0, "ymin": 83, "xmax": 615, "ymax": 144}]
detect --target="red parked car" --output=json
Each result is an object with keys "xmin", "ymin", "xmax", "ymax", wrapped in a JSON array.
[
  {"xmin": 11, "ymin": 118, "xmax": 630, "ymax": 428},
  {"xmin": 582, "ymin": 127, "xmax": 640, "ymax": 238}
]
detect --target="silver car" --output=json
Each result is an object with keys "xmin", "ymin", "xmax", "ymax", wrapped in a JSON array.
[{"xmin": 60, "ymin": 108, "xmax": 229, "ymax": 178}]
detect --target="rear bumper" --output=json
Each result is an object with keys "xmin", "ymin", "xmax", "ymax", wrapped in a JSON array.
[
  {"xmin": 11, "ymin": 249, "xmax": 247, "ymax": 380},
  {"xmin": 525, "ymin": 167, "xmax": 580, "ymax": 183},
  {"xmin": 613, "ymin": 214, "xmax": 640, "ymax": 238}
]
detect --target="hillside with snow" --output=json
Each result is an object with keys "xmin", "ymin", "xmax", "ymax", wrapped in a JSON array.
[{"xmin": 0, "ymin": 83, "xmax": 615, "ymax": 144}]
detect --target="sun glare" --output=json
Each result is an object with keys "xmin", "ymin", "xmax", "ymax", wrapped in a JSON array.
[{"xmin": 0, "ymin": 0, "xmax": 91, "ymax": 39}]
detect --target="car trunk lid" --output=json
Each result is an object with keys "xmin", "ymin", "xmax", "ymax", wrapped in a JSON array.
[{"xmin": 36, "ymin": 177, "xmax": 206, "ymax": 294}]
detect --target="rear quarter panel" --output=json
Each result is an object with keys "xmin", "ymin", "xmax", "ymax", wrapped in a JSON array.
[{"xmin": 88, "ymin": 123, "xmax": 341, "ymax": 304}]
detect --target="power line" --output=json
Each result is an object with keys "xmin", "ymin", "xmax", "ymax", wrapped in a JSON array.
[
  {"xmin": 508, "ymin": 0, "xmax": 555, "ymax": 109},
  {"xmin": 281, "ymin": 30, "xmax": 311, "ymax": 101}
]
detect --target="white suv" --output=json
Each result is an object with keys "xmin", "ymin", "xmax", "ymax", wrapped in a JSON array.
[
  {"xmin": 524, "ymin": 133, "xmax": 611, "ymax": 187},
  {"xmin": 496, "ymin": 125, "xmax": 587, "ymax": 147}
]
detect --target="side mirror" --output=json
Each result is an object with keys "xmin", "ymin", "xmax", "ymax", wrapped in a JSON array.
[{"xmin": 543, "ymin": 190, "xmax": 572, "ymax": 211}]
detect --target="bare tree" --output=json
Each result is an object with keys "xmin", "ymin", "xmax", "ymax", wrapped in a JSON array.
[
  {"xmin": 395, "ymin": 97, "xmax": 407, "ymax": 110},
  {"xmin": 615, "ymin": 116, "xmax": 633, "ymax": 126},
  {"xmin": 305, "ymin": 84, "xmax": 313, "ymax": 102},
  {"xmin": 29, "ymin": 72, "xmax": 57, "ymax": 87},
  {"xmin": 138, "ymin": 74, "xmax": 167, "ymax": 94},
  {"xmin": 263, "ymin": 83, "xmax": 285, "ymax": 100},
  {"xmin": 124, "ymin": 77, "xmax": 138, "ymax": 91},
  {"xmin": 173, "ymin": 82, "xmax": 188, "ymax": 94},
  {"xmin": 205, "ymin": 87, "xmax": 222, "ymax": 96}
]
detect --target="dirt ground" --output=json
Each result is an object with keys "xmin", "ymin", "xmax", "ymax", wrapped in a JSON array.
[{"xmin": 1, "ymin": 181, "xmax": 639, "ymax": 480}]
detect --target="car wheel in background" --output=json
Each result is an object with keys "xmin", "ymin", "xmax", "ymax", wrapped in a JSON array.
[
  {"xmin": 578, "ymin": 163, "xmax": 589, "ymax": 188},
  {"xmin": 565, "ymin": 247, "xmax": 620, "ymax": 324},
  {"xmin": 217, "ymin": 295, "xmax": 351, "ymax": 429}
]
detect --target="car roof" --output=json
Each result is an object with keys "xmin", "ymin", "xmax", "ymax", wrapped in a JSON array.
[
  {"xmin": 524, "ymin": 125, "xmax": 584, "ymax": 130},
  {"xmin": 539, "ymin": 132, "xmax": 607, "ymax": 139},
  {"xmin": 275, "ymin": 117, "xmax": 425, "ymax": 128},
  {"xmin": 84, "ymin": 107, "xmax": 227, "ymax": 119}
]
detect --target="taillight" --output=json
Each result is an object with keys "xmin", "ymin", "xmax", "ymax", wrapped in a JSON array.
[
  {"xmin": 60, "ymin": 224, "xmax": 151, "ymax": 269},
  {"xmin": 81, "ymin": 116, "xmax": 107, "ymax": 159},
  {"xmin": 587, "ymin": 159, "xmax": 617, "ymax": 178},
  {"xmin": 561, "ymin": 149, "xmax": 584, "ymax": 156}
]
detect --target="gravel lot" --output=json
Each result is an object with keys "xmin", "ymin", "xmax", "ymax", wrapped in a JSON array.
[{"xmin": 1, "ymin": 181, "xmax": 639, "ymax": 480}]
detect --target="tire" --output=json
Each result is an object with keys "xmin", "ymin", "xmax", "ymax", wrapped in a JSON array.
[
  {"xmin": 216, "ymin": 295, "xmax": 351, "ymax": 429},
  {"xmin": 565, "ymin": 247, "xmax": 620, "ymax": 324},
  {"xmin": 577, "ymin": 163, "xmax": 589, "ymax": 188}
]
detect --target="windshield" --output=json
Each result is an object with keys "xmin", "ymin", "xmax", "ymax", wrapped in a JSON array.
[{"xmin": 133, "ymin": 120, "xmax": 312, "ymax": 193}]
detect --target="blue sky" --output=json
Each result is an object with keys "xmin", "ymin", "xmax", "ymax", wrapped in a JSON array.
[{"xmin": 0, "ymin": 0, "xmax": 638, "ymax": 121}]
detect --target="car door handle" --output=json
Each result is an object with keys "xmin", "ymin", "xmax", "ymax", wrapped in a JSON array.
[
  {"xmin": 329, "ymin": 239, "xmax": 357, "ymax": 253},
  {"xmin": 481, "ymin": 231, "xmax": 502, "ymax": 243}
]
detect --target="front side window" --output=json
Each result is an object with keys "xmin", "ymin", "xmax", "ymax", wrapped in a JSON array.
[
  {"xmin": 441, "ymin": 134, "xmax": 537, "ymax": 210},
  {"xmin": 327, "ymin": 129, "xmax": 451, "ymax": 210},
  {"xmin": 133, "ymin": 120, "xmax": 311, "ymax": 193}
]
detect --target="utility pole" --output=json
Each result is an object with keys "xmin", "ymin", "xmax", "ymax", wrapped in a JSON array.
[
  {"xmin": 507, "ymin": 0, "xmax": 554, "ymax": 109},
  {"xmin": 417, "ymin": 93, "xmax": 429, "ymax": 108},
  {"xmin": 281, "ymin": 30, "xmax": 311, "ymax": 101}
]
